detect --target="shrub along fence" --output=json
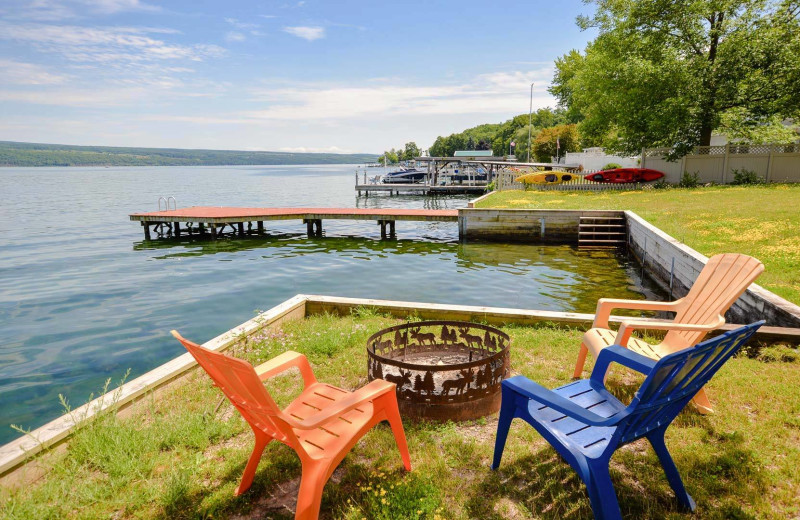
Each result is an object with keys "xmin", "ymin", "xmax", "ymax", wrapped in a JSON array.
[{"xmin": 641, "ymin": 143, "xmax": 800, "ymax": 184}]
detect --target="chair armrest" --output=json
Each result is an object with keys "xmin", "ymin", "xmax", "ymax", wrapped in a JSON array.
[
  {"xmin": 289, "ymin": 379, "xmax": 397, "ymax": 430},
  {"xmin": 594, "ymin": 298, "xmax": 683, "ymax": 328},
  {"xmin": 614, "ymin": 315, "xmax": 725, "ymax": 346},
  {"xmin": 502, "ymin": 376, "xmax": 623, "ymax": 427},
  {"xmin": 590, "ymin": 345, "xmax": 657, "ymax": 385},
  {"xmin": 254, "ymin": 351, "xmax": 317, "ymax": 389}
]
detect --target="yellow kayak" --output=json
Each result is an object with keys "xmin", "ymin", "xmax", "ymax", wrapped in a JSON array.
[{"xmin": 514, "ymin": 171, "xmax": 576, "ymax": 184}]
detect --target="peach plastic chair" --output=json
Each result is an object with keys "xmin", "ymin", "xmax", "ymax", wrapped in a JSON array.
[
  {"xmin": 573, "ymin": 253, "xmax": 764, "ymax": 413},
  {"xmin": 171, "ymin": 331, "xmax": 411, "ymax": 520}
]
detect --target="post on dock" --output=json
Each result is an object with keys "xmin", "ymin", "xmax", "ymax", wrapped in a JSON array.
[
  {"xmin": 174, "ymin": 222, "xmax": 181, "ymax": 237},
  {"xmin": 378, "ymin": 219, "xmax": 396, "ymax": 239},
  {"xmin": 210, "ymin": 223, "xmax": 217, "ymax": 240},
  {"xmin": 142, "ymin": 221, "xmax": 151, "ymax": 240},
  {"xmin": 257, "ymin": 221, "xmax": 264, "ymax": 233},
  {"xmin": 237, "ymin": 222, "xmax": 245, "ymax": 235},
  {"xmin": 199, "ymin": 223, "xmax": 206, "ymax": 235},
  {"xmin": 304, "ymin": 219, "xmax": 322, "ymax": 237}
]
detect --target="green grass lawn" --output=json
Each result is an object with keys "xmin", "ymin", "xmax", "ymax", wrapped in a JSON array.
[
  {"xmin": 476, "ymin": 184, "xmax": 800, "ymax": 305},
  {"xmin": 3, "ymin": 311, "xmax": 799, "ymax": 519}
]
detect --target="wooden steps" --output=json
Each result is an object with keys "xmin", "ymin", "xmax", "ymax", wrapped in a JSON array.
[{"xmin": 578, "ymin": 215, "xmax": 627, "ymax": 248}]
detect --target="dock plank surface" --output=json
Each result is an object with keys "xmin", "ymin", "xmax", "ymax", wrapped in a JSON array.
[{"xmin": 130, "ymin": 206, "xmax": 459, "ymax": 223}]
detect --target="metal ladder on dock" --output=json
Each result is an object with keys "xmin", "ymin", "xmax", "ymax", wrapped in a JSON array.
[{"xmin": 578, "ymin": 215, "xmax": 627, "ymax": 248}]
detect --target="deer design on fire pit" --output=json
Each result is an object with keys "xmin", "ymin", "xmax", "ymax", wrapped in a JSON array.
[{"xmin": 367, "ymin": 320, "xmax": 510, "ymax": 422}]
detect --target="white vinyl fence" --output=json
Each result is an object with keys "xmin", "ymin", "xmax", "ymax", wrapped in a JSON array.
[{"xmin": 641, "ymin": 143, "xmax": 800, "ymax": 184}]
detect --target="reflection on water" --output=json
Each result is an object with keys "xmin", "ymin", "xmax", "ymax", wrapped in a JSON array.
[{"xmin": 0, "ymin": 165, "xmax": 661, "ymax": 445}]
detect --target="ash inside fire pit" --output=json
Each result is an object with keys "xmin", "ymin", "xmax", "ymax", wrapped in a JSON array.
[{"xmin": 367, "ymin": 321, "xmax": 510, "ymax": 422}]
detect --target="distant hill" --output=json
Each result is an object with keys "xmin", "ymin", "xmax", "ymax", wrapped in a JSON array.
[{"xmin": 0, "ymin": 141, "xmax": 378, "ymax": 167}]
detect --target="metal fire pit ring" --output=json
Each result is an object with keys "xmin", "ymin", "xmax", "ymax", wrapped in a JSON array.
[{"xmin": 367, "ymin": 320, "xmax": 510, "ymax": 422}]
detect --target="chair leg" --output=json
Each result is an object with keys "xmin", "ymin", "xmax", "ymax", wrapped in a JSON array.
[
  {"xmin": 381, "ymin": 394, "xmax": 412, "ymax": 471},
  {"xmin": 491, "ymin": 389, "xmax": 516, "ymax": 470},
  {"xmin": 584, "ymin": 459, "xmax": 623, "ymax": 520},
  {"xmin": 690, "ymin": 388, "xmax": 714, "ymax": 415},
  {"xmin": 295, "ymin": 462, "xmax": 328, "ymax": 520},
  {"xmin": 573, "ymin": 342, "xmax": 589, "ymax": 379},
  {"xmin": 235, "ymin": 431, "xmax": 271, "ymax": 496},
  {"xmin": 647, "ymin": 429, "xmax": 696, "ymax": 512}
]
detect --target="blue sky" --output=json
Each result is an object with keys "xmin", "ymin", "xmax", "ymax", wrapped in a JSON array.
[{"xmin": 0, "ymin": 0, "xmax": 597, "ymax": 153}]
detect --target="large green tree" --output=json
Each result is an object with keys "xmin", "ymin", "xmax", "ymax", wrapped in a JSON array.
[{"xmin": 551, "ymin": 0, "xmax": 800, "ymax": 154}]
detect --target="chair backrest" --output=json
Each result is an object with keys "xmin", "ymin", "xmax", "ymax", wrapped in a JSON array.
[
  {"xmin": 666, "ymin": 254, "xmax": 764, "ymax": 350},
  {"xmin": 172, "ymin": 332, "xmax": 296, "ymax": 444},
  {"xmin": 617, "ymin": 321, "xmax": 763, "ymax": 445}
]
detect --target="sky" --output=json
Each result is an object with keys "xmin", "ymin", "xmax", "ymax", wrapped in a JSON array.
[{"xmin": 0, "ymin": 0, "xmax": 598, "ymax": 154}]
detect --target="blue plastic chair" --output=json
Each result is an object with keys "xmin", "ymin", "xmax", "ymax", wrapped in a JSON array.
[{"xmin": 492, "ymin": 321, "xmax": 763, "ymax": 520}]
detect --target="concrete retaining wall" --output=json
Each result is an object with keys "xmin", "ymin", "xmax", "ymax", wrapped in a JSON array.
[
  {"xmin": 626, "ymin": 211, "xmax": 800, "ymax": 328},
  {"xmin": 458, "ymin": 208, "xmax": 624, "ymax": 242}
]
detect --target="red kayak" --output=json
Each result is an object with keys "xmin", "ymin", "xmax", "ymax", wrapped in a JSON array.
[{"xmin": 584, "ymin": 168, "xmax": 665, "ymax": 183}]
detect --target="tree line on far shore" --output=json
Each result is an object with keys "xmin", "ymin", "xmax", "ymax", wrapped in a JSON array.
[{"xmin": 0, "ymin": 141, "xmax": 377, "ymax": 167}]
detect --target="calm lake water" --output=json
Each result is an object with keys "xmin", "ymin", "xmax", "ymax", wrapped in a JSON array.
[{"xmin": 0, "ymin": 165, "xmax": 660, "ymax": 445}]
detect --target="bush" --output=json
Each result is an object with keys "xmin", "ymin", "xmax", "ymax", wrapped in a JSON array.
[
  {"xmin": 679, "ymin": 171, "xmax": 701, "ymax": 188},
  {"xmin": 653, "ymin": 179, "xmax": 672, "ymax": 190},
  {"xmin": 601, "ymin": 162, "xmax": 622, "ymax": 170},
  {"xmin": 731, "ymin": 168, "xmax": 766, "ymax": 185}
]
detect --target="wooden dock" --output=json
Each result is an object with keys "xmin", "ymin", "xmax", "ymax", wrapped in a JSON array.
[
  {"xmin": 129, "ymin": 206, "xmax": 459, "ymax": 239},
  {"xmin": 355, "ymin": 183, "xmax": 488, "ymax": 196}
]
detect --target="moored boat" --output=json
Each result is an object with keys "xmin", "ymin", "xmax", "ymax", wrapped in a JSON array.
[{"xmin": 382, "ymin": 167, "xmax": 426, "ymax": 184}]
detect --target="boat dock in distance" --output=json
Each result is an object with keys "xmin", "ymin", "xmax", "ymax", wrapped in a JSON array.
[{"xmin": 129, "ymin": 206, "xmax": 459, "ymax": 240}]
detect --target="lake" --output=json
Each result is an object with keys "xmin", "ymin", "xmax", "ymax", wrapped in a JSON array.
[{"xmin": 0, "ymin": 165, "xmax": 660, "ymax": 445}]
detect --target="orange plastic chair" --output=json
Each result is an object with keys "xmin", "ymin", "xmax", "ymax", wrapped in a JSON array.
[
  {"xmin": 171, "ymin": 331, "xmax": 411, "ymax": 520},
  {"xmin": 573, "ymin": 253, "xmax": 764, "ymax": 413}
]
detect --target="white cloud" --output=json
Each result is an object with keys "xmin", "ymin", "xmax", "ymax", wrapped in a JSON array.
[
  {"xmin": 244, "ymin": 68, "xmax": 555, "ymax": 121},
  {"xmin": 225, "ymin": 31, "xmax": 246, "ymax": 42},
  {"xmin": 225, "ymin": 17, "xmax": 259, "ymax": 29},
  {"xmin": 282, "ymin": 26, "xmax": 324, "ymax": 41},
  {"xmin": 0, "ymin": 23, "xmax": 226, "ymax": 64},
  {"xmin": 5, "ymin": 0, "xmax": 159, "ymax": 20},
  {"xmin": 80, "ymin": 0, "xmax": 160, "ymax": 14},
  {"xmin": 0, "ymin": 59, "xmax": 68, "ymax": 85},
  {"xmin": 0, "ymin": 86, "xmax": 150, "ymax": 106}
]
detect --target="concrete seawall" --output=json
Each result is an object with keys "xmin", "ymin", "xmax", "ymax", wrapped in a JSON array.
[
  {"xmin": 458, "ymin": 208, "xmax": 624, "ymax": 242},
  {"xmin": 459, "ymin": 208, "xmax": 800, "ymax": 328},
  {"xmin": 625, "ymin": 211, "xmax": 800, "ymax": 328}
]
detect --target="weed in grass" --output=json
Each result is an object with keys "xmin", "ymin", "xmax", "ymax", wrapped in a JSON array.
[
  {"xmin": 755, "ymin": 344, "xmax": 800, "ymax": 363},
  {"xmin": 340, "ymin": 471, "xmax": 443, "ymax": 520},
  {"xmin": 162, "ymin": 467, "xmax": 193, "ymax": 515}
]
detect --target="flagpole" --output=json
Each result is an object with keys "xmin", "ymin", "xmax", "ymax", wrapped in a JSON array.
[{"xmin": 527, "ymin": 82, "xmax": 533, "ymax": 163}]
